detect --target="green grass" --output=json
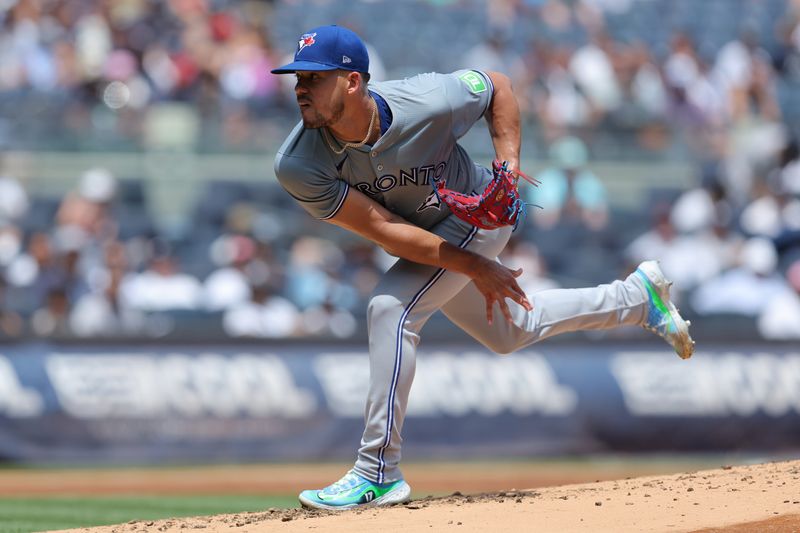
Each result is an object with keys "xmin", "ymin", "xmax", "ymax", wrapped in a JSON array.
[{"xmin": 0, "ymin": 495, "xmax": 296, "ymax": 533}]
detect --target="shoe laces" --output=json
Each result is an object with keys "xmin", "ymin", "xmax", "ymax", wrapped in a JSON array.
[{"xmin": 328, "ymin": 471, "xmax": 363, "ymax": 493}]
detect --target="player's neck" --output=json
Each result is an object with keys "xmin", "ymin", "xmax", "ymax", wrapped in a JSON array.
[{"xmin": 327, "ymin": 95, "xmax": 379, "ymax": 145}]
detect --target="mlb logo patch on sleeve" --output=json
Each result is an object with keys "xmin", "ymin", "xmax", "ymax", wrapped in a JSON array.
[{"xmin": 459, "ymin": 71, "xmax": 487, "ymax": 93}]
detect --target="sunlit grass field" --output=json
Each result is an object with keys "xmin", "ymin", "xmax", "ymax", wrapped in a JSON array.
[{"xmin": 0, "ymin": 495, "xmax": 295, "ymax": 533}]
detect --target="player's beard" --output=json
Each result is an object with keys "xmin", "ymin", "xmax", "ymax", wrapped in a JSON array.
[{"xmin": 300, "ymin": 97, "xmax": 345, "ymax": 129}]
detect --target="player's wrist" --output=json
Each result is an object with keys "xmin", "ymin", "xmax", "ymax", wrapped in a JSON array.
[
  {"xmin": 463, "ymin": 253, "xmax": 492, "ymax": 279},
  {"xmin": 440, "ymin": 244, "xmax": 486, "ymax": 278},
  {"xmin": 495, "ymin": 155, "xmax": 519, "ymax": 172}
]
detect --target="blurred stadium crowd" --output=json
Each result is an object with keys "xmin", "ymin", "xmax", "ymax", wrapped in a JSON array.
[{"xmin": 0, "ymin": 0, "xmax": 799, "ymax": 341}]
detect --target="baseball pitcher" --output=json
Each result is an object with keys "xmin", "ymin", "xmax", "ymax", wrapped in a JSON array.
[{"xmin": 271, "ymin": 25, "xmax": 694, "ymax": 510}]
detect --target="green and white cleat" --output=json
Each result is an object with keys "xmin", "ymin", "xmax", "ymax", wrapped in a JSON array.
[
  {"xmin": 298, "ymin": 470, "xmax": 411, "ymax": 510},
  {"xmin": 635, "ymin": 260, "xmax": 695, "ymax": 360}
]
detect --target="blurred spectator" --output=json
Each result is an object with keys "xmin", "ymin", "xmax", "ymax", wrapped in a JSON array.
[
  {"xmin": 461, "ymin": 31, "xmax": 526, "ymax": 83},
  {"xmin": 773, "ymin": 11, "xmax": 800, "ymax": 79},
  {"xmin": 0, "ymin": 162, "xmax": 30, "ymax": 293},
  {"xmin": 339, "ymin": 242, "xmax": 383, "ymax": 303},
  {"xmin": 772, "ymin": 138, "xmax": 800, "ymax": 196},
  {"xmin": 758, "ymin": 259, "xmax": 800, "ymax": 339},
  {"xmin": 31, "ymin": 287, "xmax": 70, "ymax": 337},
  {"xmin": 723, "ymin": 120, "xmax": 788, "ymax": 207},
  {"xmin": 625, "ymin": 203, "xmax": 677, "ymax": 267},
  {"xmin": 664, "ymin": 32, "xmax": 700, "ymax": 96},
  {"xmin": 0, "ymin": 224, "xmax": 24, "ymax": 271},
  {"xmin": 569, "ymin": 32, "xmax": 622, "ymax": 117},
  {"xmin": 739, "ymin": 171, "xmax": 800, "ymax": 239},
  {"xmin": 203, "ymin": 234, "xmax": 256, "ymax": 311},
  {"xmin": 714, "ymin": 29, "xmax": 780, "ymax": 122},
  {"xmin": 715, "ymin": 30, "xmax": 787, "ymax": 204},
  {"xmin": 223, "ymin": 281, "xmax": 300, "ymax": 338},
  {"xmin": 499, "ymin": 237, "xmax": 560, "ymax": 295},
  {"xmin": 300, "ymin": 299, "xmax": 357, "ymax": 339},
  {"xmin": 286, "ymin": 236, "xmax": 358, "ymax": 311},
  {"xmin": 218, "ymin": 25, "xmax": 281, "ymax": 104},
  {"xmin": 120, "ymin": 253, "xmax": 202, "ymax": 312},
  {"xmin": 0, "ymin": 277, "xmax": 23, "ymax": 338},
  {"xmin": 69, "ymin": 271, "xmax": 143, "ymax": 337},
  {"xmin": 69, "ymin": 240, "xmax": 146, "ymax": 337},
  {"xmin": 528, "ymin": 136, "xmax": 608, "ymax": 230},
  {"xmin": 485, "ymin": 0, "xmax": 520, "ymax": 33},
  {"xmin": 0, "ymin": 173, "xmax": 29, "ymax": 223},
  {"xmin": 580, "ymin": 0, "xmax": 634, "ymax": 16},
  {"xmin": 539, "ymin": 0, "xmax": 575, "ymax": 33},
  {"xmin": 627, "ymin": 43, "xmax": 668, "ymax": 119},
  {"xmin": 7, "ymin": 231, "xmax": 87, "ymax": 309},
  {"xmin": 282, "ymin": 238, "xmax": 359, "ymax": 338},
  {"xmin": 691, "ymin": 238, "xmax": 789, "ymax": 316},
  {"xmin": 56, "ymin": 167, "xmax": 118, "ymax": 242},
  {"xmin": 662, "ymin": 32, "xmax": 728, "ymax": 161},
  {"xmin": 625, "ymin": 198, "xmax": 736, "ymax": 294},
  {"xmin": 539, "ymin": 46, "xmax": 592, "ymax": 138},
  {"xmin": 670, "ymin": 177, "xmax": 731, "ymax": 234}
]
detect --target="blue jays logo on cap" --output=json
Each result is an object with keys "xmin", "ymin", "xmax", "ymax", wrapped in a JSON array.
[
  {"xmin": 271, "ymin": 25, "xmax": 369, "ymax": 74},
  {"xmin": 298, "ymin": 33, "xmax": 316, "ymax": 53}
]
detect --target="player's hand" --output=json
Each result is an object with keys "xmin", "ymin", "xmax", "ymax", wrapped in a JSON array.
[{"xmin": 469, "ymin": 257, "xmax": 533, "ymax": 324}]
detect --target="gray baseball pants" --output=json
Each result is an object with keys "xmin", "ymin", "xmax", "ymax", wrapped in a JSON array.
[{"xmin": 352, "ymin": 214, "xmax": 649, "ymax": 484}]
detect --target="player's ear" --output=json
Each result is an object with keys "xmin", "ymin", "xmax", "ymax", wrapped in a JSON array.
[{"xmin": 345, "ymin": 71, "xmax": 362, "ymax": 94}]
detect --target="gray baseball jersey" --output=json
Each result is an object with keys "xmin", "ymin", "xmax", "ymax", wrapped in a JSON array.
[
  {"xmin": 273, "ymin": 69, "xmax": 653, "ymax": 486},
  {"xmin": 274, "ymin": 69, "xmax": 495, "ymax": 229}
]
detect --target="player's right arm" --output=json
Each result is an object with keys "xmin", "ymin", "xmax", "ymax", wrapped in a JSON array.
[{"xmin": 328, "ymin": 186, "xmax": 532, "ymax": 324}]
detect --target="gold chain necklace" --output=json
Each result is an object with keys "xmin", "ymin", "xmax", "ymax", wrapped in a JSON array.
[{"xmin": 323, "ymin": 98, "xmax": 377, "ymax": 155}]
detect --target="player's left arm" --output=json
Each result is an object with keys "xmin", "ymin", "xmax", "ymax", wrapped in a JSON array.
[
  {"xmin": 483, "ymin": 71, "xmax": 521, "ymax": 173},
  {"xmin": 327, "ymin": 187, "xmax": 532, "ymax": 323}
]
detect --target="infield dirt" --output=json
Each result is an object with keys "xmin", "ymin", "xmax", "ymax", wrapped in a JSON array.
[{"xmin": 50, "ymin": 459, "xmax": 800, "ymax": 533}]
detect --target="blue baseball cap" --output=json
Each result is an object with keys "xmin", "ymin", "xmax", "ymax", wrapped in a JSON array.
[{"xmin": 271, "ymin": 25, "xmax": 369, "ymax": 74}]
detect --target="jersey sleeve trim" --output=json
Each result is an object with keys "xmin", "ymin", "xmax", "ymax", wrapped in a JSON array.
[
  {"xmin": 318, "ymin": 183, "xmax": 349, "ymax": 220},
  {"xmin": 474, "ymin": 69, "xmax": 494, "ymax": 119}
]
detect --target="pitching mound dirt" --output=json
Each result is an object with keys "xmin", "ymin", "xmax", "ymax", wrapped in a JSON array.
[{"xmin": 55, "ymin": 460, "xmax": 800, "ymax": 533}]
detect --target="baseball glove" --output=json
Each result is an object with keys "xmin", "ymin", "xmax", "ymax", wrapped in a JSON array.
[{"xmin": 434, "ymin": 159, "xmax": 540, "ymax": 230}]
